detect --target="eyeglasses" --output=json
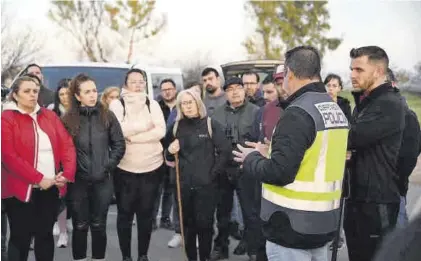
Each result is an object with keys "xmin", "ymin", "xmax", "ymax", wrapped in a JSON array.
[{"xmin": 181, "ymin": 100, "xmax": 194, "ymax": 106}]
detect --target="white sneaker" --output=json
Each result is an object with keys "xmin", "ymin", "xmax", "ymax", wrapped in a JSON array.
[
  {"xmin": 53, "ymin": 222, "xmax": 59, "ymax": 236},
  {"xmin": 67, "ymin": 220, "xmax": 73, "ymax": 232},
  {"xmin": 56, "ymin": 233, "xmax": 68, "ymax": 248},
  {"xmin": 168, "ymin": 234, "xmax": 183, "ymax": 248}
]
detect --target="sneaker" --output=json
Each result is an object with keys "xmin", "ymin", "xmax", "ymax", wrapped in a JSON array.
[
  {"xmin": 137, "ymin": 255, "xmax": 149, "ymax": 261},
  {"xmin": 66, "ymin": 220, "xmax": 73, "ymax": 232},
  {"xmin": 57, "ymin": 233, "xmax": 68, "ymax": 248},
  {"xmin": 53, "ymin": 222, "xmax": 60, "ymax": 236},
  {"xmin": 168, "ymin": 234, "xmax": 183, "ymax": 248}
]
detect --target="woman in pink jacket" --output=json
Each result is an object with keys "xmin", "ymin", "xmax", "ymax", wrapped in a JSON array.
[{"xmin": 109, "ymin": 68, "xmax": 166, "ymax": 261}]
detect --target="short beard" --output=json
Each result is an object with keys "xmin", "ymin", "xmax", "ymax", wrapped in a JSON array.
[{"xmin": 206, "ymin": 85, "xmax": 217, "ymax": 94}]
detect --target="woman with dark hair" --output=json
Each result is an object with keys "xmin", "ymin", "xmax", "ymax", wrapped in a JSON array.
[
  {"xmin": 324, "ymin": 73, "xmax": 352, "ymax": 121},
  {"xmin": 62, "ymin": 73, "xmax": 126, "ymax": 261},
  {"xmin": 109, "ymin": 68, "xmax": 166, "ymax": 261},
  {"xmin": 48, "ymin": 78, "xmax": 72, "ymax": 117},
  {"xmin": 1, "ymin": 76, "xmax": 76, "ymax": 261},
  {"xmin": 46, "ymin": 78, "xmax": 72, "ymax": 247}
]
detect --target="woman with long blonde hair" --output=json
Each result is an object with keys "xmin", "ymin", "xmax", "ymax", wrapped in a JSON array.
[{"xmin": 165, "ymin": 89, "xmax": 231, "ymax": 261}]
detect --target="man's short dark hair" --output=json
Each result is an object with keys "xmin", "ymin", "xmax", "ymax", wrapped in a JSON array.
[
  {"xmin": 284, "ymin": 46, "xmax": 321, "ymax": 79},
  {"xmin": 387, "ymin": 68, "xmax": 397, "ymax": 83},
  {"xmin": 242, "ymin": 71, "xmax": 260, "ymax": 83},
  {"xmin": 349, "ymin": 46, "xmax": 389, "ymax": 69},
  {"xmin": 324, "ymin": 73, "xmax": 343, "ymax": 89},
  {"xmin": 262, "ymin": 74, "xmax": 273, "ymax": 85},
  {"xmin": 25, "ymin": 63, "xmax": 42, "ymax": 73},
  {"xmin": 201, "ymin": 67, "xmax": 219, "ymax": 77},
  {"xmin": 160, "ymin": 78, "xmax": 176, "ymax": 89}
]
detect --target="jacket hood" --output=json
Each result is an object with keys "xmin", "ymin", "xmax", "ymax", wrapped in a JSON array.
[{"xmin": 2, "ymin": 101, "xmax": 41, "ymax": 116}]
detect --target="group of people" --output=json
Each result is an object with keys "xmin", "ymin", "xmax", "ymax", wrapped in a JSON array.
[{"xmin": 1, "ymin": 44, "xmax": 421, "ymax": 261}]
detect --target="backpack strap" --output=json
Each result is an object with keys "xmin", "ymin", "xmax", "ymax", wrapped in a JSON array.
[
  {"xmin": 120, "ymin": 98, "xmax": 126, "ymax": 117},
  {"xmin": 146, "ymin": 96, "xmax": 151, "ymax": 113},
  {"xmin": 207, "ymin": 117, "xmax": 212, "ymax": 138}
]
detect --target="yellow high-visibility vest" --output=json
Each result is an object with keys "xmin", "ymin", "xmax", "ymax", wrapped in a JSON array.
[{"xmin": 261, "ymin": 92, "xmax": 349, "ymax": 235}]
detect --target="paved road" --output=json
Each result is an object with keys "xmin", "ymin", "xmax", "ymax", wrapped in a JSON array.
[{"xmin": 26, "ymin": 158, "xmax": 421, "ymax": 261}]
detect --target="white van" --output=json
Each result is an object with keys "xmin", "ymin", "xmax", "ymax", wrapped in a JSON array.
[{"xmin": 13, "ymin": 62, "xmax": 184, "ymax": 100}]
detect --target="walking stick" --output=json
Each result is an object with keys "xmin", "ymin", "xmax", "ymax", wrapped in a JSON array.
[
  {"xmin": 331, "ymin": 169, "xmax": 349, "ymax": 261},
  {"xmin": 175, "ymin": 153, "xmax": 188, "ymax": 261}
]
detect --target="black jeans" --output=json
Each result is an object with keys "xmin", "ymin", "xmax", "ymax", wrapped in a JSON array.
[
  {"xmin": 5, "ymin": 187, "xmax": 59, "ymax": 261},
  {"xmin": 344, "ymin": 201, "xmax": 399, "ymax": 261},
  {"xmin": 214, "ymin": 170, "xmax": 262, "ymax": 255},
  {"xmin": 69, "ymin": 177, "xmax": 113, "ymax": 260},
  {"xmin": 179, "ymin": 184, "xmax": 217, "ymax": 261},
  {"xmin": 114, "ymin": 165, "xmax": 164, "ymax": 259},
  {"xmin": 152, "ymin": 165, "xmax": 173, "ymax": 222}
]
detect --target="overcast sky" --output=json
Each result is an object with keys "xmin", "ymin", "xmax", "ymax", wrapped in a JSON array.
[{"xmin": 4, "ymin": 0, "xmax": 421, "ymax": 79}]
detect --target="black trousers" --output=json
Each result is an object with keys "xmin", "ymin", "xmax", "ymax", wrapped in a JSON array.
[
  {"xmin": 214, "ymin": 170, "xmax": 262, "ymax": 255},
  {"xmin": 5, "ymin": 187, "xmax": 59, "ymax": 261},
  {"xmin": 179, "ymin": 184, "xmax": 217, "ymax": 261},
  {"xmin": 114, "ymin": 165, "xmax": 164, "ymax": 259},
  {"xmin": 152, "ymin": 165, "xmax": 173, "ymax": 222},
  {"xmin": 69, "ymin": 177, "xmax": 113, "ymax": 260},
  {"xmin": 344, "ymin": 201, "xmax": 400, "ymax": 261}
]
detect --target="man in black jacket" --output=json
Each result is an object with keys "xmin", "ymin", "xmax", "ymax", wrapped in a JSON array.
[
  {"xmin": 210, "ymin": 77, "xmax": 260, "ymax": 261},
  {"xmin": 233, "ymin": 46, "xmax": 349, "ymax": 261},
  {"xmin": 153, "ymin": 78, "xmax": 178, "ymax": 230},
  {"xmin": 25, "ymin": 63, "xmax": 55, "ymax": 107},
  {"xmin": 386, "ymin": 68, "xmax": 421, "ymax": 228},
  {"xmin": 344, "ymin": 46, "xmax": 406, "ymax": 261}
]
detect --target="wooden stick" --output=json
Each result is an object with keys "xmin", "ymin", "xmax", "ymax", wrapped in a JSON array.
[{"xmin": 175, "ymin": 153, "xmax": 188, "ymax": 261}]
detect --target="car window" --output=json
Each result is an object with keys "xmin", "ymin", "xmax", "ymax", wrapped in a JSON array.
[
  {"xmin": 151, "ymin": 73, "xmax": 184, "ymax": 100},
  {"xmin": 40, "ymin": 66, "xmax": 130, "ymax": 93}
]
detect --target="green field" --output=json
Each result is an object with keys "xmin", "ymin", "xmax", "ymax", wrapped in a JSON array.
[{"xmin": 340, "ymin": 91, "xmax": 421, "ymax": 120}]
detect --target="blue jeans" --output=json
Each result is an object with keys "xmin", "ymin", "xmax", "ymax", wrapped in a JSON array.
[
  {"xmin": 396, "ymin": 196, "xmax": 409, "ymax": 228},
  {"xmin": 266, "ymin": 241, "xmax": 328, "ymax": 261}
]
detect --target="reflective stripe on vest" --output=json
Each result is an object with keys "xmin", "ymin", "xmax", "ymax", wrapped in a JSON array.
[{"xmin": 262, "ymin": 92, "xmax": 348, "ymax": 213}]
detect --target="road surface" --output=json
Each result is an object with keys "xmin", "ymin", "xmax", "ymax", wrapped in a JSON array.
[{"xmin": 25, "ymin": 157, "xmax": 421, "ymax": 261}]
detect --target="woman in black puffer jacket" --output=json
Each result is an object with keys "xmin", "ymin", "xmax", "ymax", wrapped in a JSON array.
[
  {"xmin": 62, "ymin": 73, "xmax": 126, "ymax": 261},
  {"xmin": 165, "ymin": 89, "xmax": 231, "ymax": 261}
]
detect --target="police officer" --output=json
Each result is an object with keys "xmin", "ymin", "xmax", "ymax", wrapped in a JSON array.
[{"xmin": 233, "ymin": 46, "xmax": 349, "ymax": 261}]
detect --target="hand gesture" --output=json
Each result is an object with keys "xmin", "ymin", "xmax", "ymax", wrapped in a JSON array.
[
  {"xmin": 55, "ymin": 172, "xmax": 68, "ymax": 188},
  {"xmin": 39, "ymin": 177, "xmax": 55, "ymax": 190},
  {"xmin": 168, "ymin": 139, "xmax": 180, "ymax": 154},
  {"xmin": 244, "ymin": 137, "xmax": 271, "ymax": 158}
]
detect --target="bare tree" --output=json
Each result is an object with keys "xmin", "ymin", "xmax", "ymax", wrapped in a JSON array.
[
  {"xmin": 178, "ymin": 51, "xmax": 214, "ymax": 85},
  {"xmin": 1, "ymin": 1, "xmax": 42, "ymax": 81},
  {"xmin": 48, "ymin": 1, "xmax": 113, "ymax": 62}
]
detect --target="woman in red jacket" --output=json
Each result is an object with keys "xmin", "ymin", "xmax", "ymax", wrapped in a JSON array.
[{"xmin": 1, "ymin": 76, "xmax": 76, "ymax": 261}]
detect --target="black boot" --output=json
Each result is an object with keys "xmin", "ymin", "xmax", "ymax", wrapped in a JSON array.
[
  {"xmin": 123, "ymin": 257, "xmax": 133, "ymax": 261},
  {"xmin": 229, "ymin": 222, "xmax": 242, "ymax": 240},
  {"xmin": 137, "ymin": 255, "xmax": 149, "ymax": 261},
  {"xmin": 160, "ymin": 217, "xmax": 173, "ymax": 230},
  {"xmin": 210, "ymin": 246, "xmax": 229, "ymax": 261},
  {"xmin": 233, "ymin": 239, "xmax": 247, "ymax": 255}
]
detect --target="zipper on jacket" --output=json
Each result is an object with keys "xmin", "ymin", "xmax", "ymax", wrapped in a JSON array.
[{"xmin": 88, "ymin": 114, "xmax": 93, "ymax": 177}]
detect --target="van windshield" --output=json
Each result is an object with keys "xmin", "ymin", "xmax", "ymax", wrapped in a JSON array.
[{"xmin": 41, "ymin": 66, "xmax": 129, "ymax": 93}]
